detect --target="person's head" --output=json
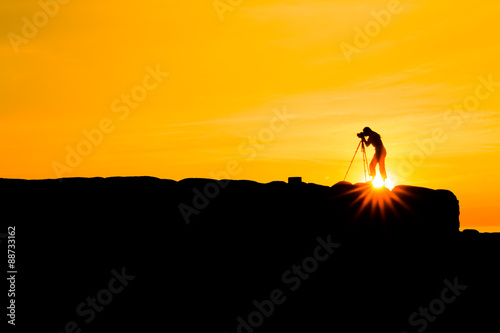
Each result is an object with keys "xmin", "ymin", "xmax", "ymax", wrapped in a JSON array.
[{"xmin": 363, "ymin": 127, "xmax": 373, "ymax": 136}]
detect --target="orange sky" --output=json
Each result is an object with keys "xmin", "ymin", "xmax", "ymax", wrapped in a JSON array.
[{"xmin": 1, "ymin": 0, "xmax": 499, "ymax": 232}]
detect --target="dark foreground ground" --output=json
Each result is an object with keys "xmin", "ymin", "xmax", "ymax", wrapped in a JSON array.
[{"xmin": 1, "ymin": 177, "xmax": 499, "ymax": 332}]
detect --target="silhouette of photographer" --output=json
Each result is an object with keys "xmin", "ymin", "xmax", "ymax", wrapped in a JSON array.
[{"xmin": 360, "ymin": 127, "xmax": 387, "ymax": 181}]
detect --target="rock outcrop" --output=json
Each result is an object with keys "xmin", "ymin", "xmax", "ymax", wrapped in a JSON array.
[{"xmin": 0, "ymin": 177, "xmax": 497, "ymax": 332}]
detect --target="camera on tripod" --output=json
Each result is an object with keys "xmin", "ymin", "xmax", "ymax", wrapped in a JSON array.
[{"xmin": 344, "ymin": 131, "xmax": 370, "ymax": 182}]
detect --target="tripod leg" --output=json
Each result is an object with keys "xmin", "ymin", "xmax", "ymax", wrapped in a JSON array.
[{"xmin": 343, "ymin": 141, "xmax": 362, "ymax": 181}]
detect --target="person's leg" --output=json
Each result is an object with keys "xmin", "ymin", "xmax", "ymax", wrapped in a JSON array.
[
  {"xmin": 369, "ymin": 154, "xmax": 378, "ymax": 179},
  {"xmin": 379, "ymin": 148, "xmax": 387, "ymax": 180}
]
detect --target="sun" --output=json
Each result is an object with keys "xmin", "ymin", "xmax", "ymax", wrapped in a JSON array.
[
  {"xmin": 342, "ymin": 178, "xmax": 406, "ymax": 225},
  {"xmin": 384, "ymin": 178, "xmax": 395, "ymax": 190},
  {"xmin": 371, "ymin": 174, "xmax": 396, "ymax": 190},
  {"xmin": 372, "ymin": 174, "xmax": 385, "ymax": 188}
]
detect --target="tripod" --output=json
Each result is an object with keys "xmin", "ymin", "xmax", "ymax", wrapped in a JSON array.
[{"xmin": 343, "ymin": 139, "xmax": 370, "ymax": 182}]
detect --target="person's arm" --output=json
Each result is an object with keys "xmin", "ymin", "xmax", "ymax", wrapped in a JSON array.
[{"xmin": 363, "ymin": 136, "xmax": 371, "ymax": 147}]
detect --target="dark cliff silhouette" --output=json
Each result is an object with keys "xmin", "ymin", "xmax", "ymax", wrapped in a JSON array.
[{"xmin": 1, "ymin": 177, "xmax": 498, "ymax": 332}]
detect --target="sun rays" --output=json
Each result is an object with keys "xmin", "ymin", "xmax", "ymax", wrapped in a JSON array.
[{"xmin": 336, "ymin": 182, "xmax": 415, "ymax": 228}]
